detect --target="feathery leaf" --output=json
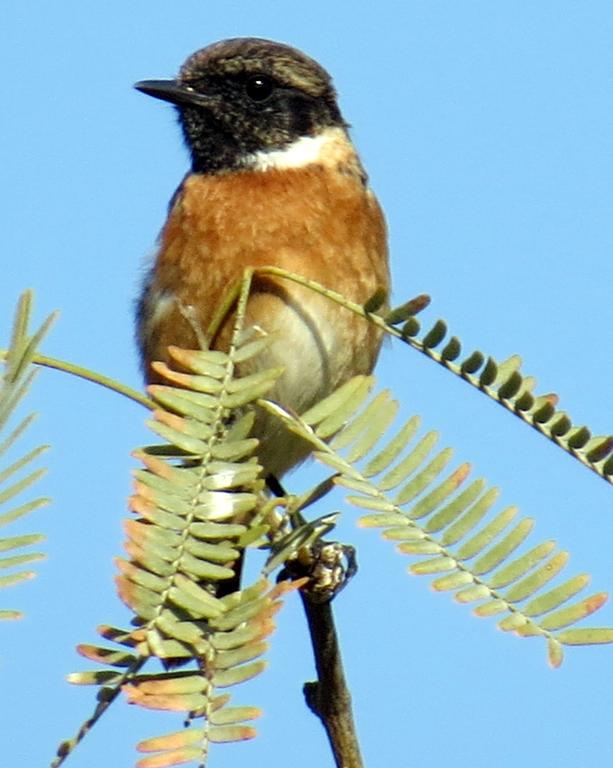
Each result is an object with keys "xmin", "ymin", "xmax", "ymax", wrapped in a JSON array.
[
  {"xmin": 0, "ymin": 292, "xmax": 53, "ymax": 620},
  {"xmin": 262, "ymin": 378, "xmax": 613, "ymax": 666}
]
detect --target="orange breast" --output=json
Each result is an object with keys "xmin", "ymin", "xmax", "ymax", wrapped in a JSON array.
[{"xmin": 138, "ymin": 163, "xmax": 389, "ymax": 476}]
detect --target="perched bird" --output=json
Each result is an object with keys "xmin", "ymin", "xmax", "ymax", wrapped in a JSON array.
[{"xmin": 135, "ymin": 37, "xmax": 390, "ymax": 482}]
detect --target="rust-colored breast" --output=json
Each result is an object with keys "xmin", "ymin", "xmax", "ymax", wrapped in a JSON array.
[{"xmin": 138, "ymin": 160, "xmax": 389, "ymax": 475}]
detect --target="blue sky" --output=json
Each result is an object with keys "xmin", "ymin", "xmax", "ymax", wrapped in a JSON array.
[{"xmin": 2, "ymin": 2, "xmax": 613, "ymax": 767}]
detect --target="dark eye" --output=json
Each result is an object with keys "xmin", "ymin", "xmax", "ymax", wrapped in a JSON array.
[{"xmin": 245, "ymin": 74, "xmax": 274, "ymax": 102}]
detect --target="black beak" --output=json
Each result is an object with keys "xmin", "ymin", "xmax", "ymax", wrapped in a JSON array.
[{"xmin": 134, "ymin": 79, "xmax": 215, "ymax": 109}]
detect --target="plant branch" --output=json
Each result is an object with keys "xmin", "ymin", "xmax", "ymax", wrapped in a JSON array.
[
  {"xmin": 301, "ymin": 592, "xmax": 363, "ymax": 768},
  {"xmin": 283, "ymin": 541, "xmax": 362, "ymax": 768},
  {"xmin": 0, "ymin": 350, "xmax": 154, "ymax": 409}
]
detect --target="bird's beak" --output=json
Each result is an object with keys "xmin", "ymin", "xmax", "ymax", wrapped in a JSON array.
[{"xmin": 134, "ymin": 79, "xmax": 215, "ymax": 109}]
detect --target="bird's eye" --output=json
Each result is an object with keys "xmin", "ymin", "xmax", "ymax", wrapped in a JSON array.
[{"xmin": 245, "ymin": 74, "xmax": 274, "ymax": 102}]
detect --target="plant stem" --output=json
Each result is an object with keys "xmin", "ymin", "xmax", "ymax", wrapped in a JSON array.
[
  {"xmin": 301, "ymin": 592, "xmax": 364, "ymax": 768},
  {"xmin": 9, "ymin": 352, "xmax": 154, "ymax": 409}
]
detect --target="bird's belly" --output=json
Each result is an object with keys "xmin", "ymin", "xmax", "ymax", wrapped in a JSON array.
[
  {"xmin": 140, "ymin": 277, "xmax": 382, "ymax": 478},
  {"xmin": 238, "ymin": 285, "xmax": 380, "ymax": 478}
]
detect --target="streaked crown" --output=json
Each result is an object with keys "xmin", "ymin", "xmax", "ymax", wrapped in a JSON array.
[{"xmin": 135, "ymin": 38, "xmax": 347, "ymax": 174}]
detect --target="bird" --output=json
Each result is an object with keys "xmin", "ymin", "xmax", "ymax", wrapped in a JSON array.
[{"xmin": 135, "ymin": 36, "xmax": 390, "ymax": 496}]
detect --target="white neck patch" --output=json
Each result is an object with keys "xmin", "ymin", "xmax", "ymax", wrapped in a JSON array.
[{"xmin": 247, "ymin": 126, "xmax": 353, "ymax": 172}]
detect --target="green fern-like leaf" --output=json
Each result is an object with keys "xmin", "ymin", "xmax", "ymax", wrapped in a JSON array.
[
  {"xmin": 261, "ymin": 376, "xmax": 613, "ymax": 667},
  {"xmin": 69, "ymin": 581, "xmax": 298, "ymax": 768},
  {"xmin": 250, "ymin": 270, "xmax": 613, "ymax": 489},
  {"xmin": 61, "ymin": 332, "xmax": 293, "ymax": 768},
  {"xmin": 0, "ymin": 291, "xmax": 54, "ymax": 619},
  {"xmin": 382, "ymin": 306, "xmax": 613, "ymax": 487}
]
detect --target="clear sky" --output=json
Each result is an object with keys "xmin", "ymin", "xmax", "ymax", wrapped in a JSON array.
[{"xmin": 2, "ymin": 2, "xmax": 613, "ymax": 767}]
